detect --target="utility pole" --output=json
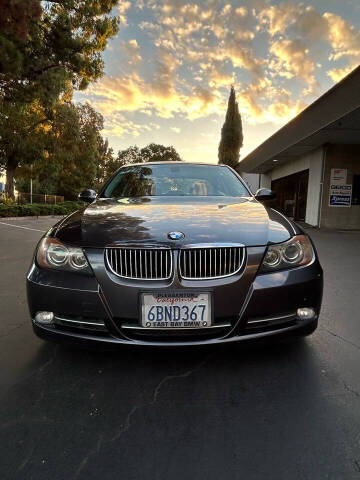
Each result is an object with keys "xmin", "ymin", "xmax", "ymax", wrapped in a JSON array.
[{"xmin": 30, "ymin": 164, "xmax": 33, "ymax": 204}]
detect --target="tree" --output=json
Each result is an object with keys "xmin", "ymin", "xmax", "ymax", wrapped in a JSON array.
[
  {"xmin": 218, "ymin": 86, "xmax": 243, "ymax": 168},
  {"xmin": 0, "ymin": 0, "xmax": 41, "ymax": 39},
  {"xmin": 1, "ymin": 0, "xmax": 119, "ymax": 104},
  {"xmin": 0, "ymin": 102, "xmax": 48, "ymax": 197},
  {"xmin": 0, "ymin": 0, "xmax": 119, "ymax": 198},
  {"xmin": 52, "ymin": 102, "xmax": 105, "ymax": 199},
  {"xmin": 14, "ymin": 102, "xmax": 107, "ymax": 199},
  {"xmin": 104, "ymin": 146, "xmax": 142, "ymax": 178},
  {"xmin": 103, "ymin": 143, "xmax": 183, "ymax": 181},
  {"xmin": 140, "ymin": 143, "xmax": 182, "ymax": 163},
  {"xmin": 92, "ymin": 137, "xmax": 114, "ymax": 191}
]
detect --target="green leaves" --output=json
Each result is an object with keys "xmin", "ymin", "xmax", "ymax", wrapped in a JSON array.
[
  {"xmin": 140, "ymin": 143, "xmax": 182, "ymax": 163},
  {"xmin": 0, "ymin": 0, "xmax": 119, "ymax": 197},
  {"xmin": 103, "ymin": 144, "xmax": 183, "ymax": 179},
  {"xmin": 1, "ymin": 0, "xmax": 119, "ymax": 106},
  {"xmin": 218, "ymin": 86, "xmax": 243, "ymax": 168}
]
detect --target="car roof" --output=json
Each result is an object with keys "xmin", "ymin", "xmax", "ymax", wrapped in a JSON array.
[{"xmin": 122, "ymin": 161, "xmax": 231, "ymax": 167}]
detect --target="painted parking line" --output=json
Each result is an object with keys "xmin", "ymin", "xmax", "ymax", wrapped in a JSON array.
[{"xmin": 0, "ymin": 221, "xmax": 46, "ymax": 233}]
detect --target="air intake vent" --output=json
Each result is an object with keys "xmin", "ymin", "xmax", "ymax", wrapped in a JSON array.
[
  {"xmin": 105, "ymin": 247, "xmax": 172, "ymax": 280},
  {"xmin": 179, "ymin": 246, "xmax": 245, "ymax": 279}
]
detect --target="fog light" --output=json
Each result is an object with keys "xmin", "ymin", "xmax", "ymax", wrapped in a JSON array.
[
  {"xmin": 35, "ymin": 311, "xmax": 54, "ymax": 325},
  {"xmin": 297, "ymin": 308, "xmax": 315, "ymax": 320}
]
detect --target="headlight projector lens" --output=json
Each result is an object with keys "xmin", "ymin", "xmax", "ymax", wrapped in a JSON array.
[
  {"xmin": 47, "ymin": 245, "xmax": 69, "ymax": 266},
  {"xmin": 70, "ymin": 252, "xmax": 88, "ymax": 269},
  {"xmin": 283, "ymin": 242, "xmax": 303, "ymax": 263},
  {"xmin": 264, "ymin": 248, "xmax": 281, "ymax": 267}
]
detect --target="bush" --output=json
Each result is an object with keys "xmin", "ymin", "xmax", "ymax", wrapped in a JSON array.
[
  {"xmin": 0, "ymin": 195, "xmax": 17, "ymax": 206},
  {"xmin": 0, "ymin": 201, "xmax": 83, "ymax": 218}
]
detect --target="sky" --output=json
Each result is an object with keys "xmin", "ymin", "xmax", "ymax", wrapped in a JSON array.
[{"xmin": 75, "ymin": 0, "xmax": 360, "ymax": 163}]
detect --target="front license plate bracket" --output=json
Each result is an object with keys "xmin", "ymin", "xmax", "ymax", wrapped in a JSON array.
[{"xmin": 140, "ymin": 292, "xmax": 212, "ymax": 329}]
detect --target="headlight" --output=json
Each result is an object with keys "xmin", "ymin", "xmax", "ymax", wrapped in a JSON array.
[
  {"xmin": 259, "ymin": 235, "xmax": 314, "ymax": 273},
  {"xmin": 36, "ymin": 237, "xmax": 91, "ymax": 274}
]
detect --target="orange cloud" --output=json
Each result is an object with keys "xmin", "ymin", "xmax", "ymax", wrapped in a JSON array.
[
  {"xmin": 270, "ymin": 39, "xmax": 318, "ymax": 94},
  {"xmin": 87, "ymin": 72, "xmax": 223, "ymax": 121},
  {"xmin": 238, "ymin": 78, "xmax": 307, "ymax": 124}
]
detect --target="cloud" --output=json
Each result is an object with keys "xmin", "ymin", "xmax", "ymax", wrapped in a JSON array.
[
  {"xmin": 270, "ymin": 39, "xmax": 318, "ymax": 94},
  {"xmin": 324, "ymin": 13, "xmax": 360, "ymax": 82},
  {"xmin": 102, "ymin": 113, "xmax": 164, "ymax": 139},
  {"xmin": 325, "ymin": 12, "xmax": 360, "ymax": 60},
  {"xmin": 327, "ymin": 64, "xmax": 358, "ymax": 83},
  {"xmin": 79, "ymin": 0, "xmax": 360, "ymax": 144},
  {"xmin": 102, "ymin": 113, "xmax": 147, "ymax": 138},
  {"xmin": 150, "ymin": 50, "xmax": 180, "ymax": 97},
  {"xmin": 120, "ymin": 39, "xmax": 142, "ymax": 65},
  {"xmin": 260, "ymin": 2, "xmax": 328, "ymax": 39},
  {"xmin": 87, "ymin": 72, "xmax": 223, "ymax": 120},
  {"xmin": 117, "ymin": 1, "xmax": 131, "ymax": 26},
  {"xmin": 260, "ymin": 2, "xmax": 299, "ymax": 36},
  {"xmin": 260, "ymin": 2, "xmax": 360, "ymax": 86},
  {"xmin": 237, "ymin": 77, "xmax": 307, "ymax": 124},
  {"xmin": 170, "ymin": 127, "xmax": 181, "ymax": 133},
  {"xmin": 140, "ymin": 0, "xmax": 263, "ymax": 78}
]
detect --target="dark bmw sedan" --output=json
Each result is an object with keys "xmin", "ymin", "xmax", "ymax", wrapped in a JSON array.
[{"xmin": 27, "ymin": 162, "xmax": 323, "ymax": 347}]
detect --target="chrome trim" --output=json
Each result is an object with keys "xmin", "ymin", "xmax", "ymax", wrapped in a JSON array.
[
  {"xmin": 121, "ymin": 322, "xmax": 231, "ymax": 331},
  {"xmin": 181, "ymin": 243, "xmax": 245, "ymax": 248},
  {"xmin": 106, "ymin": 243, "xmax": 170, "ymax": 249},
  {"xmin": 53, "ymin": 316, "xmax": 108, "ymax": 332},
  {"xmin": 179, "ymin": 244, "xmax": 246, "ymax": 280},
  {"xmin": 246, "ymin": 313, "xmax": 296, "ymax": 325},
  {"xmin": 55, "ymin": 316, "xmax": 106, "ymax": 326},
  {"xmin": 105, "ymin": 246, "xmax": 173, "ymax": 280}
]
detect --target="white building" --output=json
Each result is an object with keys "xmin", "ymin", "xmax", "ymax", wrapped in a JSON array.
[{"xmin": 237, "ymin": 66, "xmax": 360, "ymax": 230}]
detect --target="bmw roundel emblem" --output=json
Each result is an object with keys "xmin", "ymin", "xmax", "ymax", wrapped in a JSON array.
[{"xmin": 168, "ymin": 231, "xmax": 185, "ymax": 240}]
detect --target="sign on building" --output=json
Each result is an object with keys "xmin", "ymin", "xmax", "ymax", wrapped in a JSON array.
[
  {"xmin": 330, "ymin": 168, "xmax": 347, "ymax": 185},
  {"xmin": 329, "ymin": 184, "xmax": 352, "ymax": 207}
]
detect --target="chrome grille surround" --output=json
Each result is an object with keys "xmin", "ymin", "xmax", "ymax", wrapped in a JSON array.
[
  {"xmin": 179, "ymin": 244, "xmax": 245, "ymax": 280},
  {"xmin": 105, "ymin": 246, "xmax": 172, "ymax": 280}
]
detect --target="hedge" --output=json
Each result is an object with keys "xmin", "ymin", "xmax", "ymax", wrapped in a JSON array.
[{"xmin": 0, "ymin": 201, "xmax": 83, "ymax": 218}]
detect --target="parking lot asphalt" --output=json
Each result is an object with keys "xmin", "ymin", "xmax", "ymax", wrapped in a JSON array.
[{"xmin": 0, "ymin": 216, "xmax": 360, "ymax": 480}]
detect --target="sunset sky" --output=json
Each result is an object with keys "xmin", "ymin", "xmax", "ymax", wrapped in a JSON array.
[{"xmin": 75, "ymin": 0, "xmax": 360, "ymax": 163}]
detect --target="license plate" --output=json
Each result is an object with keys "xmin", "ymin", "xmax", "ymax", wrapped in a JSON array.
[{"xmin": 141, "ymin": 293, "xmax": 211, "ymax": 329}]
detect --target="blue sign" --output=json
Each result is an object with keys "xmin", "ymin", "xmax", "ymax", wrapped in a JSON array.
[{"xmin": 329, "ymin": 194, "xmax": 351, "ymax": 207}]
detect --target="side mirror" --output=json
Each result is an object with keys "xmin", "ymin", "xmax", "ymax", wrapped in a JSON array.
[
  {"xmin": 78, "ymin": 189, "xmax": 97, "ymax": 203},
  {"xmin": 255, "ymin": 188, "xmax": 276, "ymax": 202}
]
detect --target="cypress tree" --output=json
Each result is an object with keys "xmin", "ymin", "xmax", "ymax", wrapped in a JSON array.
[{"xmin": 218, "ymin": 86, "xmax": 243, "ymax": 168}]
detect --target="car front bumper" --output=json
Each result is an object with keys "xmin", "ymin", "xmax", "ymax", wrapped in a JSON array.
[{"xmin": 27, "ymin": 251, "xmax": 323, "ymax": 347}]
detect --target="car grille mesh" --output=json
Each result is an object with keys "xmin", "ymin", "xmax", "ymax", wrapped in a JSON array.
[
  {"xmin": 105, "ymin": 248, "xmax": 172, "ymax": 280},
  {"xmin": 179, "ymin": 246, "xmax": 244, "ymax": 279}
]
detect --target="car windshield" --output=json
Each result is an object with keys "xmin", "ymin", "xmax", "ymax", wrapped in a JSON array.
[{"xmin": 101, "ymin": 164, "xmax": 250, "ymax": 198}]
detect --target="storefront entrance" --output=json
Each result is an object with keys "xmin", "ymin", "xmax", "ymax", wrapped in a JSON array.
[{"xmin": 271, "ymin": 170, "xmax": 309, "ymax": 221}]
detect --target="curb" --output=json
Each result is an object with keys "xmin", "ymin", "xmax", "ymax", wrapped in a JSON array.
[{"xmin": 0, "ymin": 215, "xmax": 65, "ymax": 221}]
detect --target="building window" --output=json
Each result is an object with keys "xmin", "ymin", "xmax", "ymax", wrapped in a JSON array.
[{"xmin": 352, "ymin": 175, "xmax": 360, "ymax": 205}]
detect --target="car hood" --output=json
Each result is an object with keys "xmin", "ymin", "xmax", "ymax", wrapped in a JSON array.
[{"xmin": 54, "ymin": 197, "xmax": 298, "ymax": 248}]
